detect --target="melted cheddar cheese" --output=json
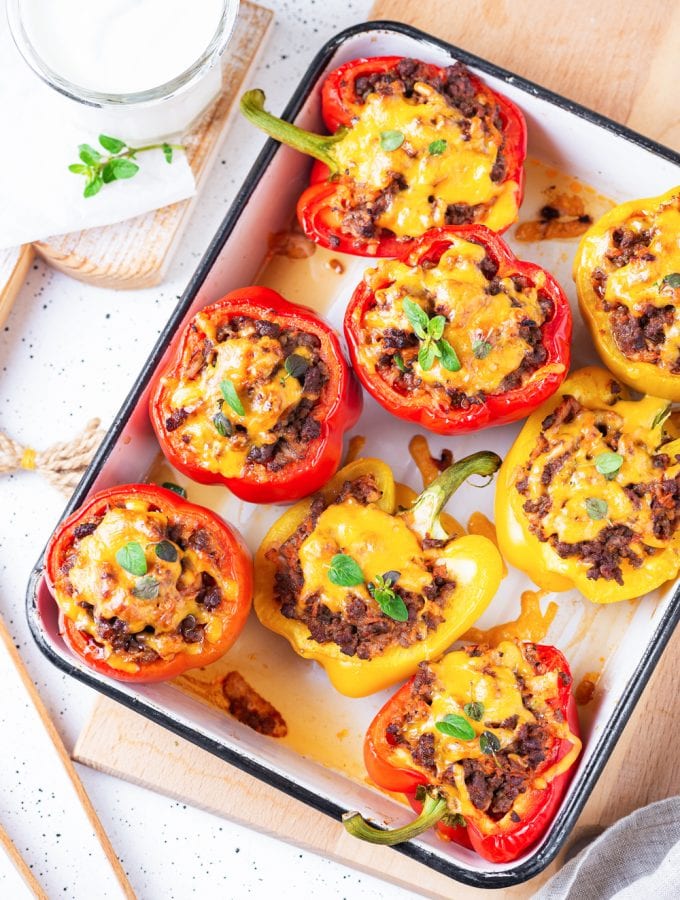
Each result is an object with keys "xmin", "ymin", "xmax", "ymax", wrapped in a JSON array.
[
  {"xmin": 164, "ymin": 313, "xmax": 313, "ymax": 478},
  {"xmin": 593, "ymin": 192, "xmax": 680, "ymax": 368},
  {"xmin": 520, "ymin": 395, "xmax": 680, "ymax": 552},
  {"xmin": 389, "ymin": 642, "xmax": 580, "ymax": 830},
  {"xmin": 298, "ymin": 497, "xmax": 432, "ymax": 612},
  {"xmin": 333, "ymin": 82, "xmax": 518, "ymax": 236},
  {"xmin": 57, "ymin": 500, "xmax": 229, "ymax": 673},
  {"xmin": 361, "ymin": 239, "xmax": 551, "ymax": 396}
]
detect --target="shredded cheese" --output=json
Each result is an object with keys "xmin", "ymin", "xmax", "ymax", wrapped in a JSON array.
[
  {"xmin": 361, "ymin": 239, "xmax": 549, "ymax": 395},
  {"xmin": 333, "ymin": 83, "xmax": 517, "ymax": 236},
  {"xmin": 391, "ymin": 641, "xmax": 580, "ymax": 832},
  {"xmin": 521, "ymin": 395, "xmax": 680, "ymax": 549},
  {"xmin": 58, "ymin": 500, "xmax": 231, "ymax": 670},
  {"xmin": 594, "ymin": 192, "xmax": 680, "ymax": 368},
  {"xmin": 164, "ymin": 314, "xmax": 308, "ymax": 477}
]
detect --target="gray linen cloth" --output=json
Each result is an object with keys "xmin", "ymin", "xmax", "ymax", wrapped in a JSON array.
[{"xmin": 535, "ymin": 797, "xmax": 680, "ymax": 899}]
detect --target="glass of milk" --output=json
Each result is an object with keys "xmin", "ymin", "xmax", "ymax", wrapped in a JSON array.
[{"xmin": 7, "ymin": 0, "xmax": 240, "ymax": 142}]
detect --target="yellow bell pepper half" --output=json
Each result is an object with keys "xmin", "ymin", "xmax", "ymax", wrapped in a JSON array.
[
  {"xmin": 254, "ymin": 455, "xmax": 503, "ymax": 697},
  {"xmin": 495, "ymin": 366, "xmax": 680, "ymax": 603},
  {"xmin": 574, "ymin": 186, "xmax": 680, "ymax": 401}
]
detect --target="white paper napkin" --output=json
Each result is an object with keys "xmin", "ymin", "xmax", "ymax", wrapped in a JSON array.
[{"xmin": 0, "ymin": 14, "xmax": 196, "ymax": 250}]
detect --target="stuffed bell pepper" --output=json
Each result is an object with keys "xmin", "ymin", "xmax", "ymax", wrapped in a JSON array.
[
  {"xmin": 344, "ymin": 640, "xmax": 581, "ymax": 863},
  {"xmin": 575, "ymin": 186, "xmax": 680, "ymax": 400},
  {"xmin": 344, "ymin": 225, "xmax": 571, "ymax": 434},
  {"xmin": 495, "ymin": 366, "xmax": 680, "ymax": 603},
  {"xmin": 240, "ymin": 56, "xmax": 527, "ymax": 256},
  {"xmin": 254, "ymin": 452, "xmax": 503, "ymax": 697},
  {"xmin": 45, "ymin": 484, "xmax": 253, "ymax": 682},
  {"xmin": 150, "ymin": 287, "xmax": 362, "ymax": 504}
]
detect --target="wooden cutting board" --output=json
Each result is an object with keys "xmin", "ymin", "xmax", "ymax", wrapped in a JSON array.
[
  {"xmin": 31, "ymin": 1, "xmax": 273, "ymax": 290},
  {"xmin": 74, "ymin": 2, "xmax": 680, "ymax": 895}
]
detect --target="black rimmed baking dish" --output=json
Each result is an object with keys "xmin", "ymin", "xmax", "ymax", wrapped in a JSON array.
[{"xmin": 26, "ymin": 20, "xmax": 680, "ymax": 888}]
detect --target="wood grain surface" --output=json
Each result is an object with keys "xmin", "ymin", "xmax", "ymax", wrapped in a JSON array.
[
  {"xmin": 31, "ymin": 1, "xmax": 273, "ymax": 290},
  {"xmin": 371, "ymin": 0, "xmax": 680, "ymax": 152},
  {"xmin": 74, "ymin": 2, "xmax": 680, "ymax": 895},
  {"xmin": 0, "ymin": 245, "xmax": 33, "ymax": 330},
  {"xmin": 0, "ymin": 614, "xmax": 135, "ymax": 899}
]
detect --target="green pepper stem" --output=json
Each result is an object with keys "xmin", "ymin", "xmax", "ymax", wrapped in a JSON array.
[
  {"xmin": 342, "ymin": 794, "xmax": 447, "ymax": 846},
  {"xmin": 403, "ymin": 450, "xmax": 502, "ymax": 541},
  {"xmin": 240, "ymin": 89, "xmax": 346, "ymax": 173}
]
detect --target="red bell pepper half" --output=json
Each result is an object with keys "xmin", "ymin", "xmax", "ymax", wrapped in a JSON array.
[
  {"xmin": 46, "ymin": 484, "xmax": 253, "ymax": 683},
  {"xmin": 149, "ymin": 287, "xmax": 362, "ymax": 504},
  {"xmin": 343, "ymin": 641, "xmax": 581, "ymax": 863},
  {"xmin": 240, "ymin": 56, "xmax": 527, "ymax": 257},
  {"xmin": 344, "ymin": 224, "xmax": 572, "ymax": 434}
]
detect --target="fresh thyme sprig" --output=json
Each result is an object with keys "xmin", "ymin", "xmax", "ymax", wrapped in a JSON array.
[{"xmin": 69, "ymin": 134, "xmax": 184, "ymax": 198}]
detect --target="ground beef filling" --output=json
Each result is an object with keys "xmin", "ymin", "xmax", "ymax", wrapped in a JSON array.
[
  {"xmin": 60, "ymin": 511, "xmax": 223, "ymax": 663},
  {"xmin": 385, "ymin": 651, "xmax": 555, "ymax": 821},
  {"xmin": 342, "ymin": 58, "xmax": 507, "ymax": 240},
  {"xmin": 516, "ymin": 395, "xmax": 680, "ymax": 584},
  {"xmin": 265, "ymin": 475, "xmax": 457, "ymax": 659},
  {"xmin": 166, "ymin": 315, "xmax": 329, "ymax": 473},
  {"xmin": 372, "ymin": 254, "xmax": 552, "ymax": 407},
  {"xmin": 591, "ymin": 227, "xmax": 680, "ymax": 367}
]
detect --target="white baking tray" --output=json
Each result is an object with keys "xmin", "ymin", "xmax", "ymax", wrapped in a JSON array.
[{"xmin": 27, "ymin": 22, "xmax": 680, "ymax": 887}]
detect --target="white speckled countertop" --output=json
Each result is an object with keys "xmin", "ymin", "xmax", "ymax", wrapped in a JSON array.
[{"xmin": 0, "ymin": 1, "xmax": 415, "ymax": 896}]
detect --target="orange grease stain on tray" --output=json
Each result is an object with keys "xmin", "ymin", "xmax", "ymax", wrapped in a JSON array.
[
  {"xmin": 462, "ymin": 590, "xmax": 557, "ymax": 645},
  {"xmin": 514, "ymin": 159, "xmax": 614, "ymax": 242},
  {"xmin": 575, "ymin": 671, "xmax": 601, "ymax": 706},
  {"xmin": 175, "ymin": 670, "xmax": 287, "ymax": 738}
]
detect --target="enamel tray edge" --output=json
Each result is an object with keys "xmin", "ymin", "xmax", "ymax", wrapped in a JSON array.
[{"xmin": 25, "ymin": 20, "xmax": 680, "ymax": 888}]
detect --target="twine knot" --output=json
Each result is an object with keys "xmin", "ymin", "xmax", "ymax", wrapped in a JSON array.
[{"xmin": 0, "ymin": 419, "xmax": 105, "ymax": 496}]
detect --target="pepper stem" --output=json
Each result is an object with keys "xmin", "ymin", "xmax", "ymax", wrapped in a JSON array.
[
  {"xmin": 342, "ymin": 794, "xmax": 447, "ymax": 846},
  {"xmin": 240, "ymin": 89, "xmax": 346, "ymax": 173},
  {"xmin": 402, "ymin": 451, "xmax": 502, "ymax": 541}
]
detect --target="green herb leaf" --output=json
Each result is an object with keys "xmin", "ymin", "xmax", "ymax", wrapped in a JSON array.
[
  {"xmin": 472, "ymin": 340, "xmax": 493, "ymax": 360},
  {"xmin": 480, "ymin": 731, "xmax": 501, "ymax": 755},
  {"xmin": 402, "ymin": 298, "xmax": 429, "ymax": 340},
  {"xmin": 595, "ymin": 451, "xmax": 623, "ymax": 479},
  {"xmin": 428, "ymin": 139, "xmax": 447, "ymax": 156},
  {"xmin": 213, "ymin": 411, "xmax": 233, "ymax": 437},
  {"xmin": 393, "ymin": 352, "xmax": 407, "ymax": 373},
  {"xmin": 220, "ymin": 379, "xmax": 245, "ymax": 417},
  {"xmin": 284, "ymin": 354, "xmax": 309, "ymax": 381},
  {"xmin": 651, "ymin": 405, "xmax": 672, "ymax": 430},
  {"xmin": 99, "ymin": 134, "xmax": 126, "ymax": 153},
  {"xmin": 101, "ymin": 162, "xmax": 117, "ymax": 184},
  {"xmin": 68, "ymin": 164, "xmax": 90, "ymax": 175},
  {"xmin": 380, "ymin": 129, "xmax": 404, "ymax": 151},
  {"xmin": 83, "ymin": 176, "xmax": 104, "ymax": 198},
  {"xmin": 419, "ymin": 342, "xmax": 437, "ymax": 371},
  {"xmin": 79, "ymin": 143, "xmax": 102, "ymax": 165},
  {"xmin": 373, "ymin": 589, "xmax": 409, "ymax": 621},
  {"xmin": 436, "ymin": 714, "xmax": 476, "ymax": 741},
  {"xmin": 155, "ymin": 540, "xmax": 178, "ymax": 563},
  {"xmin": 328, "ymin": 553, "xmax": 364, "ymax": 587},
  {"xmin": 109, "ymin": 158, "xmax": 140, "ymax": 180},
  {"xmin": 162, "ymin": 142, "xmax": 173, "ymax": 163},
  {"xmin": 463, "ymin": 701, "xmax": 484, "ymax": 721},
  {"xmin": 585, "ymin": 497, "xmax": 608, "ymax": 520},
  {"xmin": 661, "ymin": 273, "xmax": 680, "ymax": 290},
  {"xmin": 161, "ymin": 481, "xmax": 187, "ymax": 497},
  {"xmin": 437, "ymin": 338, "xmax": 461, "ymax": 372},
  {"xmin": 132, "ymin": 575, "xmax": 160, "ymax": 600},
  {"xmin": 116, "ymin": 541, "xmax": 147, "ymax": 576},
  {"xmin": 428, "ymin": 315, "xmax": 446, "ymax": 341}
]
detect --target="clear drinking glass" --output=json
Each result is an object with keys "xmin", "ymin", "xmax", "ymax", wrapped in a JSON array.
[{"xmin": 6, "ymin": 0, "xmax": 240, "ymax": 142}]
